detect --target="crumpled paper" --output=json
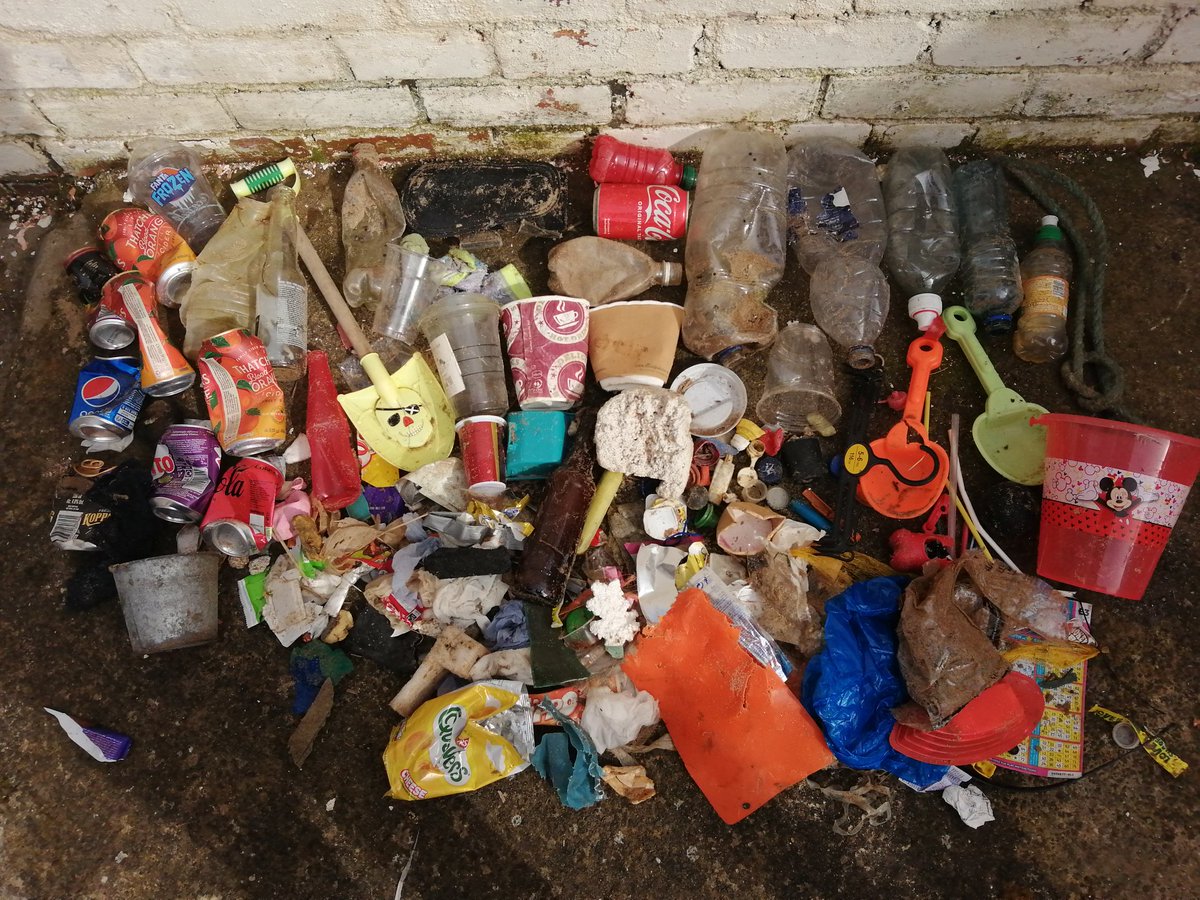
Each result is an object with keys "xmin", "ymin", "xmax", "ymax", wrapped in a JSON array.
[
  {"xmin": 942, "ymin": 783, "xmax": 994, "ymax": 828},
  {"xmin": 602, "ymin": 765, "xmax": 655, "ymax": 804}
]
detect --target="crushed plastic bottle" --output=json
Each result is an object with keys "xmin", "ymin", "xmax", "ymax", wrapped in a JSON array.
[
  {"xmin": 126, "ymin": 141, "xmax": 226, "ymax": 253},
  {"xmin": 548, "ymin": 236, "xmax": 682, "ymax": 305},
  {"xmin": 342, "ymin": 143, "xmax": 407, "ymax": 309},
  {"xmin": 882, "ymin": 147, "xmax": 960, "ymax": 331},
  {"xmin": 255, "ymin": 186, "xmax": 307, "ymax": 381},
  {"xmin": 953, "ymin": 161, "xmax": 1023, "ymax": 335},
  {"xmin": 1014, "ymin": 215, "xmax": 1072, "ymax": 363},
  {"xmin": 786, "ymin": 138, "xmax": 887, "ymax": 275},
  {"xmin": 809, "ymin": 255, "xmax": 890, "ymax": 369},
  {"xmin": 681, "ymin": 128, "xmax": 787, "ymax": 362}
]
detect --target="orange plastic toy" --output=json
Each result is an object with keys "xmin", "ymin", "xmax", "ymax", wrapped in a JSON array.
[{"xmin": 623, "ymin": 589, "xmax": 833, "ymax": 824}]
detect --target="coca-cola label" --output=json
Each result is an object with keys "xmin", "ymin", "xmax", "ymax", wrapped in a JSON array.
[{"xmin": 594, "ymin": 184, "xmax": 688, "ymax": 241}]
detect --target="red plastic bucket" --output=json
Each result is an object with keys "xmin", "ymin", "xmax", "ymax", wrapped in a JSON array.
[{"xmin": 1034, "ymin": 414, "xmax": 1200, "ymax": 600}]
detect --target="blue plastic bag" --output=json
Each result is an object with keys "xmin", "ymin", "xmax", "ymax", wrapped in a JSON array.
[{"xmin": 801, "ymin": 576, "xmax": 948, "ymax": 788}]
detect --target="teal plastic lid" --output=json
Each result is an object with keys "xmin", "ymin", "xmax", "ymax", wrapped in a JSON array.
[{"xmin": 680, "ymin": 164, "xmax": 697, "ymax": 191}]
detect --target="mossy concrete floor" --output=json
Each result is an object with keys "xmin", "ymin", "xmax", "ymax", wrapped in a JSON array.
[{"xmin": 0, "ymin": 147, "xmax": 1197, "ymax": 899}]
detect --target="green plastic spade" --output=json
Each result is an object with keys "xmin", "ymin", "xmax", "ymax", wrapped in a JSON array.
[{"xmin": 942, "ymin": 306, "xmax": 1048, "ymax": 486}]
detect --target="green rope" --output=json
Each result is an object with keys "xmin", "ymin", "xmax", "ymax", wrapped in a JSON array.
[{"xmin": 995, "ymin": 157, "xmax": 1137, "ymax": 423}]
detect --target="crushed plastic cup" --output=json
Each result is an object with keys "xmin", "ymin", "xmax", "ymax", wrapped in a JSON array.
[
  {"xmin": 1034, "ymin": 413, "xmax": 1200, "ymax": 600},
  {"xmin": 373, "ymin": 245, "xmax": 450, "ymax": 347},
  {"xmin": 756, "ymin": 323, "xmax": 842, "ymax": 434},
  {"xmin": 110, "ymin": 552, "xmax": 220, "ymax": 653}
]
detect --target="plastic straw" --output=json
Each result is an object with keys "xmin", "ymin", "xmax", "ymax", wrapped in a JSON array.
[
  {"xmin": 947, "ymin": 416, "xmax": 959, "ymax": 558},
  {"xmin": 952, "ymin": 494, "xmax": 992, "ymax": 563},
  {"xmin": 955, "ymin": 461, "xmax": 1021, "ymax": 573}
]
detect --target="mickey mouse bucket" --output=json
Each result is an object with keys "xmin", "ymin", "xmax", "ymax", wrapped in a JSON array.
[{"xmin": 1034, "ymin": 414, "xmax": 1200, "ymax": 600}]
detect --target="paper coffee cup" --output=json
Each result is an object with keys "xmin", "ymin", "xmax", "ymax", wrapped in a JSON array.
[
  {"xmin": 500, "ymin": 296, "xmax": 589, "ymax": 411},
  {"xmin": 455, "ymin": 415, "xmax": 507, "ymax": 496},
  {"xmin": 588, "ymin": 300, "xmax": 684, "ymax": 392}
]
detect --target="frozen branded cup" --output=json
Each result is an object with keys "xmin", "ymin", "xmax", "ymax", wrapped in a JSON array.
[
  {"xmin": 588, "ymin": 300, "xmax": 685, "ymax": 391},
  {"xmin": 456, "ymin": 415, "xmax": 507, "ymax": 496},
  {"xmin": 500, "ymin": 296, "xmax": 589, "ymax": 410}
]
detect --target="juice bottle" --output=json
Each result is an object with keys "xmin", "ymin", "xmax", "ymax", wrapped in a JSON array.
[{"xmin": 1014, "ymin": 215, "xmax": 1072, "ymax": 363}]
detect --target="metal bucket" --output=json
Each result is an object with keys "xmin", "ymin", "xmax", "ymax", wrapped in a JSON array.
[{"xmin": 110, "ymin": 553, "xmax": 220, "ymax": 654}]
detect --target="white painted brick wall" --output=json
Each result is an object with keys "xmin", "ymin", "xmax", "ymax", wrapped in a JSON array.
[
  {"xmin": 494, "ymin": 24, "xmax": 701, "ymax": 79},
  {"xmin": 0, "ymin": 0, "xmax": 1197, "ymax": 177},
  {"xmin": 224, "ymin": 87, "xmax": 420, "ymax": 131},
  {"xmin": 334, "ymin": 31, "xmax": 498, "ymax": 80},
  {"xmin": 823, "ymin": 73, "xmax": 1029, "ymax": 119},
  {"xmin": 129, "ymin": 36, "xmax": 349, "ymax": 85},
  {"xmin": 625, "ymin": 77, "xmax": 823, "ymax": 126},
  {"xmin": 717, "ymin": 17, "xmax": 933, "ymax": 70},
  {"xmin": 933, "ymin": 13, "xmax": 1163, "ymax": 68},
  {"xmin": 422, "ymin": 84, "xmax": 613, "ymax": 126}
]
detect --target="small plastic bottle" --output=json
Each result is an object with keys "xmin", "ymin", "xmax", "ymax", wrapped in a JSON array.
[
  {"xmin": 547, "ymin": 236, "xmax": 682, "ymax": 305},
  {"xmin": 342, "ymin": 143, "xmax": 407, "ymax": 309},
  {"xmin": 1014, "ymin": 215, "xmax": 1072, "ymax": 363},
  {"xmin": 126, "ymin": 141, "xmax": 226, "ymax": 252},
  {"xmin": 306, "ymin": 350, "xmax": 362, "ymax": 510},
  {"xmin": 809, "ymin": 255, "xmax": 890, "ymax": 369},
  {"xmin": 255, "ymin": 186, "xmax": 308, "ymax": 381},
  {"xmin": 681, "ymin": 128, "xmax": 788, "ymax": 362},
  {"xmin": 786, "ymin": 138, "xmax": 887, "ymax": 274},
  {"xmin": 882, "ymin": 147, "xmax": 961, "ymax": 331},
  {"xmin": 589, "ymin": 135, "xmax": 697, "ymax": 188},
  {"xmin": 512, "ymin": 410, "xmax": 597, "ymax": 607},
  {"xmin": 953, "ymin": 161, "xmax": 1023, "ymax": 335}
]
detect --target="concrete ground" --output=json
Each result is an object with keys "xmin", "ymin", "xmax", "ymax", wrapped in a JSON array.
[{"xmin": 0, "ymin": 146, "xmax": 1197, "ymax": 900}]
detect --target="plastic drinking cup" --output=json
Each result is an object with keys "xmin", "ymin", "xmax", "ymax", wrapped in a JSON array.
[
  {"xmin": 419, "ymin": 292, "xmax": 509, "ymax": 418},
  {"xmin": 373, "ymin": 245, "xmax": 450, "ymax": 347},
  {"xmin": 756, "ymin": 323, "xmax": 842, "ymax": 433}
]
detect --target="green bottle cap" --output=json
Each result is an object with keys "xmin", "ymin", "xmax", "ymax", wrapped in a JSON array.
[
  {"xmin": 680, "ymin": 164, "xmax": 698, "ymax": 191},
  {"xmin": 1036, "ymin": 214, "xmax": 1063, "ymax": 242}
]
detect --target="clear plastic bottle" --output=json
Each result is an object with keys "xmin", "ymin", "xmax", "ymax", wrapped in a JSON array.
[
  {"xmin": 589, "ymin": 135, "xmax": 697, "ymax": 188},
  {"xmin": 126, "ymin": 141, "xmax": 226, "ymax": 252},
  {"xmin": 1014, "ymin": 215, "xmax": 1072, "ymax": 363},
  {"xmin": 255, "ymin": 186, "xmax": 308, "ymax": 381},
  {"xmin": 548, "ymin": 236, "xmax": 682, "ymax": 305},
  {"xmin": 953, "ymin": 161, "xmax": 1023, "ymax": 335},
  {"xmin": 882, "ymin": 147, "xmax": 960, "ymax": 330},
  {"xmin": 786, "ymin": 138, "xmax": 887, "ymax": 275},
  {"xmin": 342, "ymin": 143, "xmax": 407, "ymax": 309},
  {"xmin": 809, "ymin": 255, "xmax": 890, "ymax": 369},
  {"xmin": 681, "ymin": 128, "xmax": 787, "ymax": 362}
]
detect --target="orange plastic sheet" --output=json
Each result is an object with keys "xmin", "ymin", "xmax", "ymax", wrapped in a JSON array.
[{"xmin": 623, "ymin": 589, "xmax": 833, "ymax": 824}]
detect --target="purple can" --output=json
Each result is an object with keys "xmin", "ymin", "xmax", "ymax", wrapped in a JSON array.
[{"xmin": 150, "ymin": 423, "xmax": 222, "ymax": 523}]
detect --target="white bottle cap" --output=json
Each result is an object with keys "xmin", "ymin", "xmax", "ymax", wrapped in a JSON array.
[
  {"xmin": 908, "ymin": 293, "xmax": 943, "ymax": 331},
  {"xmin": 1042, "ymin": 215, "xmax": 1058, "ymax": 227},
  {"xmin": 660, "ymin": 261, "xmax": 683, "ymax": 286}
]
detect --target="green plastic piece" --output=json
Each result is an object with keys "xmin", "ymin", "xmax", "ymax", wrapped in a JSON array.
[{"xmin": 942, "ymin": 305, "xmax": 1049, "ymax": 486}]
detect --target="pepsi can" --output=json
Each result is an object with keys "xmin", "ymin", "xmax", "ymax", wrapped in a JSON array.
[{"xmin": 69, "ymin": 356, "xmax": 145, "ymax": 443}]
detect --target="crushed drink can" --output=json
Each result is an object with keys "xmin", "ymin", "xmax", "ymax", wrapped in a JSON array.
[
  {"xmin": 64, "ymin": 246, "xmax": 121, "ymax": 305},
  {"xmin": 201, "ymin": 456, "xmax": 284, "ymax": 556},
  {"xmin": 87, "ymin": 275, "xmax": 137, "ymax": 350},
  {"xmin": 99, "ymin": 208, "xmax": 196, "ymax": 309},
  {"xmin": 69, "ymin": 356, "xmax": 145, "ymax": 443},
  {"xmin": 593, "ymin": 183, "xmax": 690, "ymax": 241},
  {"xmin": 198, "ymin": 328, "xmax": 286, "ymax": 456},
  {"xmin": 106, "ymin": 270, "xmax": 195, "ymax": 397},
  {"xmin": 151, "ymin": 424, "xmax": 223, "ymax": 524}
]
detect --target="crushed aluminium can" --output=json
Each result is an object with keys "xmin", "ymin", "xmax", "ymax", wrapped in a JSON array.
[
  {"xmin": 200, "ymin": 456, "xmax": 285, "ymax": 556},
  {"xmin": 197, "ymin": 328, "xmax": 286, "ymax": 456},
  {"xmin": 63, "ymin": 246, "xmax": 121, "ymax": 305},
  {"xmin": 68, "ymin": 355, "xmax": 145, "ymax": 443},
  {"xmin": 99, "ymin": 208, "xmax": 196, "ymax": 308},
  {"xmin": 151, "ymin": 424, "xmax": 223, "ymax": 524},
  {"xmin": 87, "ymin": 275, "xmax": 137, "ymax": 350},
  {"xmin": 105, "ymin": 270, "xmax": 195, "ymax": 397}
]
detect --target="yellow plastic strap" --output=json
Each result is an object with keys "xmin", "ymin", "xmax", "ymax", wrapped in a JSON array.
[{"xmin": 1089, "ymin": 705, "xmax": 1188, "ymax": 777}]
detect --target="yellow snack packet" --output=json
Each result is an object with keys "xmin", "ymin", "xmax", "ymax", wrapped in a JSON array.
[{"xmin": 383, "ymin": 680, "xmax": 534, "ymax": 801}]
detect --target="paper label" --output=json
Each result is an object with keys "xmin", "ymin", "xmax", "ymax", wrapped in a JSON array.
[
  {"xmin": 1022, "ymin": 275, "xmax": 1069, "ymax": 317},
  {"xmin": 429, "ymin": 332, "xmax": 465, "ymax": 398}
]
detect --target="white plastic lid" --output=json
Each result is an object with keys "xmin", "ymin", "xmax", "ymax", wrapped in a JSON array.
[
  {"xmin": 1042, "ymin": 215, "xmax": 1058, "ymax": 227},
  {"xmin": 908, "ymin": 293, "xmax": 943, "ymax": 331}
]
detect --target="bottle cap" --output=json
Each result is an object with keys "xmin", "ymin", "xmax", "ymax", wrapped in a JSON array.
[
  {"xmin": 680, "ymin": 164, "xmax": 698, "ymax": 191},
  {"xmin": 1036, "ymin": 214, "xmax": 1064, "ymax": 242},
  {"xmin": 983, "ymin": 312, "xmax": 1014, "ymax": 335},
  {"xmin": 908, "ymin": 293, "xmax": 943, "ymax": 331},
  {"xmin": 660, "ymin": 261, "xmax": 683, "ymax": 286}
]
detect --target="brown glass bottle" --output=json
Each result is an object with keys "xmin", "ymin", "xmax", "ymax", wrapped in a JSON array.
[{"xmin": 512, "ymin": 409, "xmax": 597, "ymax": 606}]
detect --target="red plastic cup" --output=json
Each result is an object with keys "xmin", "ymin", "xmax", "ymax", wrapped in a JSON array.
[
  {"xmin": 456, "ymin": 415, "xmax": 507, "ymax": 497},
  {"xmin": 1034, "ymin": 413, "xmax": 1200, "ymax": 600},
  {"xmin": 499, "ymin": 296, "xmax": 589, "ymax": 411}
]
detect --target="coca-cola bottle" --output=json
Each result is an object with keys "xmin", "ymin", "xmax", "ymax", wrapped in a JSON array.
[
  {"xmin": 512, "ymin": 410, "xmax": 597, "ymax": 607},
  {"xmin": 589, "ymin": 135, "xmax": 697, "ymax": 188}
]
